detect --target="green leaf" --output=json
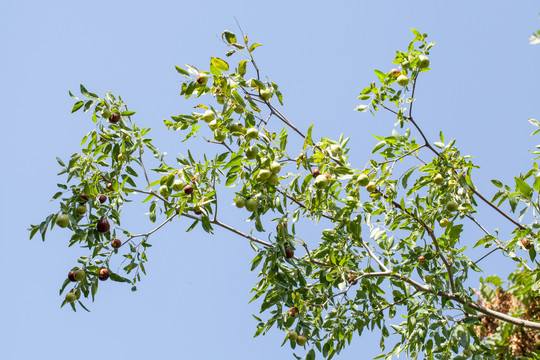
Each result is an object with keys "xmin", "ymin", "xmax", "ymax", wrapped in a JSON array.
[
  {"xmin": 71, "ymin": 101, "xmax": 84, "ymax": 113},
  {"xmin": 210, "ymin": 57, "xmax": 229, "ymax": 72},
  {"xmin": 374, "ymin": 70, "xmax": 385, "ymax": 82},
  {"xmin": 249, "ymin": 43, "xmax": 262, "ymax": 52},
  {"xmin": 222, "ymin": 30, "xmax": 236, "ymax": 44},
  {"xmin": 515, "ymin": 177, "xmax": 533, "ymax": 198},
  {"xmin": 491, "ymin": 179, "xmax": 503, "ymax": 188},
  {"xmin": 238, "ymin": 60, "xmax": 247, "ymax": 77},
  {"xmin": 175, "ymin": 65, "xmax": 191, "ymax": 78}
]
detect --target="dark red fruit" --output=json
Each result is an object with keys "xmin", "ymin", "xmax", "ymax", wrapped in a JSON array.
[
  {"xmin": 111, "ymin": 238, "xmax": 122, "ymax": 248},
  {"xmin": 110, "ymin": 113, "xmax": 121, "ymax": 124},
  {"xmin": 285, "ymin": 247, "xmax": 294, "ymax": 259},
  {"xmin": 348, "ymin": 276, "xmax": 358, "ymax": 285},
  {"xmin": 98, "ymin": 268, "xmax": 110, "ymax": 281},
  {"xmin": 97, "ymin": 218, "xmax": 110, "ymax": 233},
  {"xmin": 276, "ymin": 222, "xmax": 287, "ymax": 233},
  {"xmin": 324, "ymin": 173, "xmax": 331, "ymax": 179},
  {"xmin": 184, "ymin": 184, "xmax": 194, "ymax": 195},
  {"xmin": 312, "ymin": 168, "xmax": 320, "ymax": 178},
  {"xmin": 288, "ymin": 306, "xmax": 299, "ymax": 317},
  {"xmin": 522, "ymin": 238, "xmax": 532, "ymax": 250},
  {"xmin": 79, "ymin": 193, "xmax": 89, "ymax": 204},
  {"xmin": 68, "ymin": 270, "xmax": 77, "ymax": 282},
  {"xmin": 98, "ymin": 194, "xmax": 107, "ymax": 203},
  {"xmin": 418, "ymin": 255, "xmax": 426, "ymax": 264}
]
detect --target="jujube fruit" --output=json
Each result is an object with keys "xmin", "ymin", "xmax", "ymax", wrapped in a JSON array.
[
  {"xmin": 287, "ymin": 330, "xmax": 298, "ymax": 341},
  {"xmin": 397, "ymin": 74, "xmax": 409, "ymax": 86},
  {"xmin": 366, "ymin": 182, "xmax": 377, "ymax": 193},
  {"xmin": 57, "ymin": 214, "xmax": 70, "ymax": 228},
  {"xmin": 74, "ymin": 269, "xmax": 85, "ymax": 281},
  {"xmin": 76, "ymin": 204, "xmax": 87, "ymax": 215},
  {"xmin": 358, "ymin": 174, "xmax": 369, "ymax": 186},
  {"xmin": 288, "ymin": 306, "xmax": 299, "ymax": 317},
  {"xmin": 446, "ymin": 200, "xmax": 459, "ymax": 212},
  {"xmin": 98, "ymin": 194, "xmax": 107, "ymax": 204},
  {"xmin": 65, "ymin": 292, "xmax": 77, "ymax": 303},
  {"xmin": 97, "ymin": 218, "xmax": 110, "ymax": 233},
  {"xmin": 296, "ymin": 335, "xmax": 307, "ymax": 346},
  {"xmin": 101, "ymin": 108, "xmax": 112, "ymax": 119},
  {"xmin": 78, "ymin": 193, "xmax": 89, "ymax": 204},
  {"xmin": 98, "ymin": 268, "xmax": 110, "ymax": 281},
  {"xmin": 270, "ymin": 161, "xmax": 281, "ymax": 174},
  {"xmin": 235, "ymin": 198, "xmax": 246, "ymax": 208},
  {"xmin": 184, "ymin": 184, "xmax": 194, "ymax": 195},
  {"xmin": 285, "ymin": 247, "xmax": 294, "ymax": 259},
  {"xmin": 417, "ymin": 55, "xmax": 430, "ymax": 69},
  {"xmin": 245, "ymin": 146, "xmax": 259, "ymax": 159},
  {"xmin": 196, "ymin": 72, "xmax": 209, "ymax": 85},
  {"xmin": 245, "ymin": 198, "xmax": 258, "ymax": 212},
  {"xmin": 68, "ymin": 270, "xmax": 77, "ymax": 282},
  {"xmin": 245, "ymin": 128, "xmax": 259, "ymax": 140},
  {"xmin": 312, "ymin": 168, "xmax": 320, "ymax": 178},
  {"xmin": 214, "ymin": 129, "xmax": 226, "ymax": 142},
  {"xmin": 201, "ymin": 110, "xmax": 215, "ymax": 123},
  {"xmin": 110, "ymin": 113, "xmax": 121, "ymax": 124},
  {"xmin": 111, "ymin": 238, "xmax": 122, "ymax": 248},
  {"xmin": 172, "ymin": 180, "xmax": 184, "ymax": 191},
  {"xmin": 314, "ymin": 174, "xmax": 329, "ymax": 189}
]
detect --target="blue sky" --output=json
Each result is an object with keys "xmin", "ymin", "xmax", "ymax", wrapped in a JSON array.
[{"xmin": 2, "ymin": 1, "xmax": 540, "ymax": 359}]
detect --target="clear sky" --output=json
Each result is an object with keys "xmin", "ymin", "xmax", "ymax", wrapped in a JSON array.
[{"xmin": 2, "ymin": 1, "xmax": 539, "ymax": 359}]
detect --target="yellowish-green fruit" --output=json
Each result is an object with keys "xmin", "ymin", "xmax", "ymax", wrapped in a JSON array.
[
  {"xmin": 463, "ymin": 349, "xmax": 472, "ymax": 357},
  {"xmin": 229, "ymin": 122, "xmax": 243, "ymax": 134},
  {"xmin": 235, "ymin": 198, "xmax": 245, "ymax": 208},
  {"xmin": 330, "ymin": 144, "xmax": 343, "ymax": 157},
  {"xmin": 196, "ymin": 72, "xmax": 209, "ymax": 85},
  {"xmin": 76, "ymin": 205, "xmax": 87, "ymax": 215},
  {"xmin": 159, "ymin": 185, "xmax": 170, "ymax": 198},
  {"xmin": 433, "ymin": 174, "xmax": 444, "ymax": 185},
  {"xmin": 245, "ymin": 146, "xmax": 259, "ymax": 159},
  {"xmin": 245, "ymin": 198, "xmax": 258, "ymax": 212},
  {"xmin": 418, "ymin": 55, "xmax": 430, "ymax": 69},
  {"xmin": 57, "ymin": 214, "xmax": 69, "ymax": 228},
  {"xmin": 257, "ymin": 169, "xmax": 272, "ymax": 182},
  {"xmin": 268, "ymin": 173, "xmax": 279, "ymax": 186},
  {"xmin": 245, "ymin": 128, "xmax": 259, "ymax": 140},
  {"xmin": 65, "ymin": 292, "xmax": 77, "ymax": 303},
  {"xmin": 101, "ymin": 108, "xmax": 112, "ymax": 119},
  {"xmin": 314, "ymin": 174, "xmax": 329, "ymax": 189},
  {"xmin": 424, "ymin": 275, "xmax": 433, "ymax": 284},
  {"xmin": 358, "ymin": 174, "xmax": 370, "ymax": 186},
  {"xmin": 446, "ymin": 200, "xmax": 458, "ymax": 212},
  {"xmin": 439, "ymin": 218, "xmax": 449, "ymax": 227},
  {"xmin": 208, "ymin": 120, "xmax": 218, "ymax": 131},
  {"xmin": 270, "ymin": 161, "xmax": 281, "ymax": 174},
  {"xmin": 397, "ymin": 74, "xmax": 409, "ymax": 86},
  {"xmin": 296, "ymin": 335, "xmax": 307, "ymax": 346},
  {"xmin": 214, "ymin": 129, "xmax": 226, "ymax": 142},
  {"xmin": 234, "ymin": 106, "xmax": 244, "ymax": 114},
  {"xmin": 74, "ymin": 270, "xmax": 85, "ymax": 281},
  {"xmin": 201, "ymin": 110, "xmax": 215, "ymax": 123},
  {"xmin": 287, "ymin": 330, "xmax": 298, "ymax": 341},
  {"xmin": 260, "ymin": 88, "xmax": 273, "ymax": 101},
  {"xmin": 117, "ymin": 153, "xmax": 127, "ymax": 162},
  {"xmin": 216, "ymin": 94, "xmax": 225, "ymax": 104},
  {"xmin": 172, "ymin": 180, "xmax": 183, "ymax": 191},
  {"xmin": 366, "ymin": 182, "xmax": 377, "ymax": 193}
]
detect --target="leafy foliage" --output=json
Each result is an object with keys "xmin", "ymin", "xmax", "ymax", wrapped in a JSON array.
[{"xmin": 30, "ymin": 29, "xmax": 540, "ymax": 359}]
